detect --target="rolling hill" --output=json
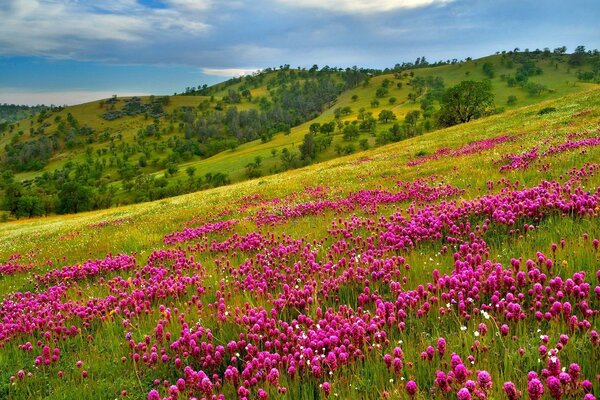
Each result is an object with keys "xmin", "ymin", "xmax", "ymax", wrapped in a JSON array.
[{"xmin": 0, "ymin": 50, "xmax": 598, "ymax": 220}]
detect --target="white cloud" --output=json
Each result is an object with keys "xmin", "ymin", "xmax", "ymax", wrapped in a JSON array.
[
  {"xmin": 166, "ymin": 0, "xmax": 213, "ymax": 11},
  {"xmin": 0, "ymin": 90, "xmax": 150, "ymax": 106},
  {"xmin": 0, "ymin": 0, "xmax": 210, "ymax": 57},
  {"xmin": 202, "ymin": 67, "xmax": 260, "ymax": 77},
  {"xmin": 274, "ymin": 0, "xmax": 451, "ymax": 13}
]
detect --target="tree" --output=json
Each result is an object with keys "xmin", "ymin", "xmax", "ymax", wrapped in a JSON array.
[
  {"xmin": 342, "ymin": 124, "xmax": 360, "ymax": 141},
  {"xmin": 482, "ymin": 62, "xmax": 495, "ymax": 78},
  {"xmin": 309, "ymin": 122, "xmax": 321, "ymax": 135},
  {"xmin": 186, "ymin": 166, "xmax": 196, "ymax": 178},
  {"xmin": 299, "ymin": 133, "xmax": 317, "ymax": 161},
  {"xmin": 437, "ymin": 80, "xmax": 494, "ymax": 127},
  {"xmin": 569, "ymin": 45, "xmax": 586, "ymax": 66},
  {"xmin": 280, "ymin": 148, "xmax": 298, "ymax": 169},
  {"xmin": 378, "ymin": 109, "xmax": 397, "ymax": 123},
  {"xmin": 57, "ymin": 182, "xmax": 93, "ymax": 214},
  {"xmin": 404, "ymin": 110, "xmax": 420, "ymax": 127},
  {"xmin": 376, "ymin": 87, "xmax": 389, "ymax": 98},
  {"xmin": 525, "ymin": 82, "xmax": 547, "ymax": 96}
]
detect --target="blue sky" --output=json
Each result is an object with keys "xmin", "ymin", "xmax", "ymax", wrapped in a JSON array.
[{"xmin": 0, "ymin": 0, "xmax": 598, "ymax": 105}]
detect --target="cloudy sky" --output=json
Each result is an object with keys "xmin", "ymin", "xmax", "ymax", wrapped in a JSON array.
[{"xmin": 1, "ymin": 0, "xmax": 598, "ymax": 105}]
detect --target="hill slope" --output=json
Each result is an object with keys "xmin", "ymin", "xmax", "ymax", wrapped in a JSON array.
[
  {"xmin": 0, "ymin": 87, "xmax": 598, "ymax": 399},
  {"xmin": 0, "ymin": 51, "xmax": 598, "ymax": 220}
]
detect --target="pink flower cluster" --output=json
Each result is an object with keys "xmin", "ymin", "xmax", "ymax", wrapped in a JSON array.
[
  {"xmin": 500, "ymin": 135, "xmax": 600, "ymax": 172},
  {"xmin": 407, "ymin": 135, "xmax": 514, "ymax": 167},
  {"xmin": 34, "ymin": 254, "xmax": 136, "ymax": 285},
  {"xmin": 164, "ymin": 219, "xmax": 239, "ymax": 244},
  {"xmin": 0, "ymin": 262, "xmax": 33, "ymax": 276},
  {"xmin": 252, "ymin": 178, "xmax": 463, "ymax": 226}
]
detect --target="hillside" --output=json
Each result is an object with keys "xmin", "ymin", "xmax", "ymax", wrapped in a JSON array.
[
  {"xmin": 0, "ymin": 87, "xmax": 598, "ymax": 399},
  {"xmin": 0, "ymin": 51, "xmax": 598, "ymax": 220},
  {"xmin": 0, "ymin": 104, "xmax": 50, "ymax": 125}
]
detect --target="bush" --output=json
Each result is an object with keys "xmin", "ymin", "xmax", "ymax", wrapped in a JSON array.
[{"xmin": 537, "ymin": 107, "xmax": 557, "ymax": 115}]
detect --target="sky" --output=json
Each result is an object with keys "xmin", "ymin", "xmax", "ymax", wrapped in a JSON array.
[{"xmin": 0, "ymin": 0, "xmax": 598, "ymax": 105}]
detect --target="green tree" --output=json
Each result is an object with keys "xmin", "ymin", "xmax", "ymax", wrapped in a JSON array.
[
  {"xmin": 186, "ymin": 166, "xmax": 196, "ymax": 178},
  {"xmin": 437, "ymin": 80, "xmax": 494, "ymax": 127},
  {"xmin": 280, "ymin": 148, "xmax": 298, "ymax": 169},
  {"xmin": 376, "ymin": 87, "xmax": 389, "ymax": 98},
  {"xmin": 309, "ymin": 122, "xmax": 321, "ymax": 135},
  {"xmin": 482, "ymin": 62, "xmax": 495, "ymax": 78},
  {"xmin": 299, "ymin": 133, "xmax": 317, "ymax": 161},
  {"xmin": 404, "ymin": 110, "xmax": 420, "ymax": 127},
  {"xmin": 378, "ymin": 109, "xmax": 397, "ymax": 123},
  {"xmin": 569, "ymin": 45, "xmax": 586, "ymax": 66},
  {"xmin": 57, "ymin": 182, "xmax": 93, "ymax": 214},
  {"xmin": 342, "ymin": 124, "xmax": 360, "ymax": 141},
  {"xmin": 525, "ymin": 82, "xmax": 547, "ymax": 96}
]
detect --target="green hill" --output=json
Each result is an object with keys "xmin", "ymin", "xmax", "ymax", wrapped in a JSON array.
[
  {"xmin": 1, "ymin": 50, "xmax": 598, "ymax": 219},
  {"xmin": 0, "ymin": 86, "xmax": 598, "ymax": 399},
  {"xmin": 0, "ymin": 104, "xmax": 50, "ymax": 125}
]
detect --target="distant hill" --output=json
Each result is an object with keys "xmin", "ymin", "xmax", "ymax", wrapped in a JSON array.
[
  {"xmin": 0, "ymin": 103, "xmax": 51, "ymax": 124},
  {"xmin": 1, "ymin": 48, "xmax": 598, "ymax": 219}
]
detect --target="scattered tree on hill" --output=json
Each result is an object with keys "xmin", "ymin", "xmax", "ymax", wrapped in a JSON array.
[
  {"xmin": 482, "ymin": 62, "xmax": 495, "ymax": 78},
  {"xmin": 341, "ymin": 124, "xmax": 359, "ymax": 141},
  {"xmin": 299, "ymin": 133, "xmax": 317, "ymax": 161},
  {"xmin": 378, "ymin": 110, "xmax": 397, "ymax": 123},
  {"xmin": 437, "ymin": 80, "xmax": 494, "ymax": 127},
  {"xmin": 569, "ymin": 45, "xmax": 586, "ymax": 66},
  {"xmin": 57, "ymin": 181, "xmax": 93, "ymax": 214}
]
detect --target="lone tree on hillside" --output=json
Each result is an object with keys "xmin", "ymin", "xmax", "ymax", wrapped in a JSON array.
[{"xmin": 437, "ymin": 80, "xmax": 494, "ymax": 127}]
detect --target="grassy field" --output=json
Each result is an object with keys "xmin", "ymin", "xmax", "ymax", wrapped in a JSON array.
[{"xmin": 0, "ymin": 87, "xmax": 598, "ymax": 399}]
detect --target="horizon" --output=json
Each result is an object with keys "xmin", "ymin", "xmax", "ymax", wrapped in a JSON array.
[{"xmin": 1, "ymin": 0, "xmax": 599, "ymax": 105}]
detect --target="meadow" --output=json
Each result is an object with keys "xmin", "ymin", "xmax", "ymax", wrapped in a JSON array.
[{"xmin": 0, "ymin": 87, "xmax": 598, "ymax": 399}]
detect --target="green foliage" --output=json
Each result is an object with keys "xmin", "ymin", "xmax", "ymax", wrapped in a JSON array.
[
  {"xmin": 482, "ymin": 62, "xmax": 495, "ymax": 78},
  {"xmin": 57, "ymin": 181, "xmax": 93, "ymax": 214},
  {"xmin": 279, "ymin": 147, "xmax": 298, "ymax": 170},
  {"xmin": 300, "ymin": 133, "xmax": 317, "ymax": 161},
  {"xmin": 537, "ymin": 106, "xmax": 557, "ymax": 115},
  {"xmin": 359, "ymin": 138, "xmax": 369, "ymax": 150},
  {"xmin": 437, "ymin": 80, "xmax": 495, "ymax": 126},
  {"xmin": 525, "ymin": 82, "xmax": 548, "ymax": 96},
  {"xmin": 0, "ymin": 104, "xmax": 53, "ymax": 124},
  {"xmin": 342, "ymin": 124, "xmax": 360, "ymax": 141},
  {"xmin": 378, "ymin": 110, "xmax": 396, "ymax": 123},
  {"xmin": 375, "ymin": 87, "xmax": 389, "ymax": 98},
  {"xmin": 569, "ymin": 45, "xmax": 587, "ymax": 66}
]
